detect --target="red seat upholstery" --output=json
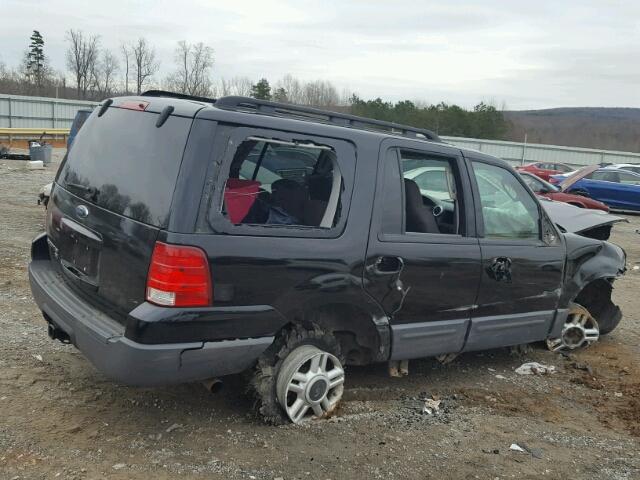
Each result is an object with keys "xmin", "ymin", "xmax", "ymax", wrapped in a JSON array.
[{"xmin": 224, "ymin": 179, "xmax": 261, "ymax": 224}]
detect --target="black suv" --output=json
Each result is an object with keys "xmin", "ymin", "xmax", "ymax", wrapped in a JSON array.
[{"xmin": 29, "ymin": 92, "xmax": 626, "ymax": 424}]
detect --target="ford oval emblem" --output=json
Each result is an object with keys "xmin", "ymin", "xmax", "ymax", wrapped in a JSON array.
[{"xmin": 75, "ymin": 205, "xmax": 89, "ymax": 218}]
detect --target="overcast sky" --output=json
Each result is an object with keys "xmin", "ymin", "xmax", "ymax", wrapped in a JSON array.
[{"xmin": 1, "ymin": 0, "xmax": 639, "ymax": 109}]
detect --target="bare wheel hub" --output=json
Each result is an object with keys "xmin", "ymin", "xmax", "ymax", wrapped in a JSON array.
[
  {"xmin": 547, "ymin": 303, "xmax": 599, "ymax": 351},
  {"xmin": 276, "ymin": 345, "xmax": 344, "ymax": 424}
]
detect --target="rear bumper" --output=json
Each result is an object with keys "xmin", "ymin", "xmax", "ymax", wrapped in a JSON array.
[{"xmin": 28, "ymin": 255, "xmax": 273, "ymax": 386}]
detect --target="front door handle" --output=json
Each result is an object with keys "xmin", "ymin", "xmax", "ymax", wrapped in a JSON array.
[
  {"xmin": 487, "ymin": 256, "xmax": 512, "ymax": 283},
  {"xmin": 367, "ymin": 256, "xmax": 404, "ymax": 276}
]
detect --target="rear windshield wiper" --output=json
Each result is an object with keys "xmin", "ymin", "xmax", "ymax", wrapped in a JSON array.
[{"xmin": 65, "ymin": 183, "xmax": 99, "ymax": 197}]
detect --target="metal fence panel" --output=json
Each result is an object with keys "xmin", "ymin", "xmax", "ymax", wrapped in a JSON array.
[
  {"xmin": 0, "ymin": 94, "xmax": 98, "ymax": 129},
  {"xmin": 441, "ymin": 136, "xmax": 640, "ymax": 167}
]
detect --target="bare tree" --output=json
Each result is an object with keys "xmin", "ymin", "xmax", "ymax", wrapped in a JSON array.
[
  {"xmin": 121, "ymin": 44, "xmax": 131, "ymax": 94},
  {"xmin": 274, "ymin": 75, "xmax": 340, "ymax": 106},
  {"xmin": 0, "ymin": 60, "xmax": 19, "ymax": 94},
  {"xmin": 301, "ymin": 79, "xmax": 339, "ymax": 107},
  {"xmin": 218, "ymin": 76, "xmax": 253, "ymax": 97},
  {"xmin": 65, "ymin": 29, "xmax": 100, "ymax": 99},
  {"xmin": 91, "ymin": 50, "xmax": 119, "ymax": 99},
  {"xmin": 131, "ymin": 38, "xmax": 159, "ymax": 94},
  {"xmin": 277, "ymin": 74, "xmax": 302, "ymax": 103},
  {"xmin": 165, "ymin": 41, "xmax": 214, "ymax": 97}
]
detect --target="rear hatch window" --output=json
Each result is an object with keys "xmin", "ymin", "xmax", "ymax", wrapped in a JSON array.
[{"xmin": 57, "ymin": 107, "xmax": 192, "ymax": 227}]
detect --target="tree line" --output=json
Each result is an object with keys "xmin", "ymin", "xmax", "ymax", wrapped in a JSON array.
[{"xmin": 0, "ymin": 30, "xmax": 507, "ymax": 139}]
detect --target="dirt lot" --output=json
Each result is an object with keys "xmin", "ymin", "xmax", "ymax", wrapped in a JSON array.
[{"xmin": 1, "ymin": 152, "xmax": 639, "ymax": 480}]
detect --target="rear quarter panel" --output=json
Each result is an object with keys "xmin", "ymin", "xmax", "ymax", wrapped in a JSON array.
[{"xmin": 166, "ymin": 118, "xmax": 387, "ymax": 341}]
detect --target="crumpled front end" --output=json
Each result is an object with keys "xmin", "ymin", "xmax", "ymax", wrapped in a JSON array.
[{"xmin": 558, "ymin": 234, "xmax": 626, "ymax": 336}]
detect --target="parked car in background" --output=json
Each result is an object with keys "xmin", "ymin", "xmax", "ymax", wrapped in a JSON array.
[
  {"xmin": 516, "ymin": 161, "xmax": 574, "ymax": 181},
  {"xmin": 67, "ymin": 108, "xmax": 93, "ymax": 150},
  {"xmin": 602, "ymin": 163, "xmax": 640, "ymax": 175},
  {"xmin": 550, "ymin": 167, "xmax": 640, "ymax": 212},
  {"xmin": 519, "ymin": 171, "xmax": 609, "ymax": 211},
  {"xmin": 539, "ymin": 198, "xmax": 626, "ymax": 241}
]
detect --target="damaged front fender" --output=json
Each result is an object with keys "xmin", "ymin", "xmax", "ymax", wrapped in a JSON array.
[
  {"xmin": 558, "ymin": 233, "xmax": 626, "ymax": 334},
  {"xmin": 560, "ymin": 233, "xmax": 626, "ymax": 305},
  {"xmin": 542, "ymin": 199, "xmax": 627, "ymax": 240}
]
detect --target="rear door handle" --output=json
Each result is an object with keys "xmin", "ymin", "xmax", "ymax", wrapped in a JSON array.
[{"xmin": 367, "ymin": 256, "xmax": 404, "ymax": 276}]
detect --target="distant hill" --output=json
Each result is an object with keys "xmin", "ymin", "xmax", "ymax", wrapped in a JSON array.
[{"xmin": 504, "ymin": 108, "xmax": 640, "ymax": 153}]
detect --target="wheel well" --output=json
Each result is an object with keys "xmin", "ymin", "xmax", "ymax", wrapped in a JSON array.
[
  {"xmin": 285, "ymin": 304, "xmax": 383, "ymax": 366},
  {"xmin": 573, "ymin": 278, "xmax": 621, "ymax": 334}
]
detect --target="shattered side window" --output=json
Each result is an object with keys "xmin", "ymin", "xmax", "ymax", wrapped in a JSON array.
[
  {"xmin": 473, "ymin": 162, "xmax": 541, "ymax": 240},
  {"xmin": 222, "ymin": 138, "xmax": 343, "ymax": 229}
]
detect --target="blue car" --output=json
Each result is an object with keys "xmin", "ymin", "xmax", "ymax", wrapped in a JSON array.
[
  {"xmin": 550, "ymin": 167, "xmax": 640, "ymax": 211},
  {"xmin": 67, "ymin": 109, "xmax": 93, "ymax": 150}
]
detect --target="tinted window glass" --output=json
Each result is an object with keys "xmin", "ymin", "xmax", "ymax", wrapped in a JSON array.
[
  {"xmin": 554, "ymin": 164, "xmax": 572, "ymax": 172},
  {"xmin": 523, "ymin": 174, "xmax": 558, "ymax": 192},
  {"xmin": 522, "ymin": 174, "xmax": 545, "ymax": 192},
  {"xmin": 58, "ymin": 108, "xmax": 191, "ymax": 226},
  {"xmin": 591, "ymin": 171, "xmax": 619, "ymax": 182},
  {"xmin": 474, "ymin": 162, "xmax": 540, "ymax": 240}
]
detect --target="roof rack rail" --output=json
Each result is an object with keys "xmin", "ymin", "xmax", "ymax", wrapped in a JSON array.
[
  {"xmin": 142, "ymin": 90, "xmax": 217, "ymax": 104},
  {"xmin": 214, "ymin": 96, "xmax": 441, "ymax": 142}
]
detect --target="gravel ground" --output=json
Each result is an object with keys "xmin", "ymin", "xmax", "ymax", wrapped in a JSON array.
[{"xmin": 1, "ymin": 150, "xmax": 639, "ymax": 480}]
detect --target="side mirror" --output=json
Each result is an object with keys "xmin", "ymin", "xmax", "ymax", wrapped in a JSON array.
[{"xmin": 538, "ymin": 187, "xmax": 550, "ymax": 194}]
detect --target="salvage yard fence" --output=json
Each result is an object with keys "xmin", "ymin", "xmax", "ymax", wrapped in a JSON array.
[
  {"xmin": 1, "ymin": 93, "xmax": 639, "ymax": 167},
  {"xmin": 442, "ymin": 136, "xmax": 640, "ymax": 168},
  {"xmin": 0, "ymin": 94, "xmax": 98, "ymax": 129}
]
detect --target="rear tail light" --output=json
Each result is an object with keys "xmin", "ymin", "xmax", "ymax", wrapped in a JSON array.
[{"xmin": 146, "ymin": 242, "xmax": 212, "ymax": 307}]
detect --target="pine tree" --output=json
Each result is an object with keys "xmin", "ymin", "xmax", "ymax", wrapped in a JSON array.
[
  {"xmin": 251, "ymin": 78, "xmax": 271, "ymax": 100},
  {"xmin": 273, "ymin": 87, "xmax": 288, "ymax": 102},
  {"xmin": 26, "ymin": 30, "xmax": 46, "ymax": 89}
]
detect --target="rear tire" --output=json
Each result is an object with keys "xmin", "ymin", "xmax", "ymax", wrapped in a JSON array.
[{"xmin": 250, "ymin": 324, "xmax": 345, "ymax": 424}]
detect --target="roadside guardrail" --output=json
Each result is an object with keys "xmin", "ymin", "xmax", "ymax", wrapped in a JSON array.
[{"xmin": 0, "ymin": 128, "xmax": 70, "ymax": 149}]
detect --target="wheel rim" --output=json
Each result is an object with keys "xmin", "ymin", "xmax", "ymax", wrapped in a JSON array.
[
  {"xmin": 547, "ymin": 304, "xmax": 599, "ymax": 351},
  {"xmin": 276, "ymin": 345, "xmax": 345, "ymax": 424}
]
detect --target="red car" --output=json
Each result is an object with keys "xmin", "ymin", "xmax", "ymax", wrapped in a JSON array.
[
  {"xmin": 520, "ymin": 172, "xmax": 609, "ymax": 211},
  {"xmin": 516, "ymin": 162, "xmax": 573, "ymax": 181}
]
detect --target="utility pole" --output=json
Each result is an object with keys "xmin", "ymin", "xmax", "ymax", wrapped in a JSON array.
[{"xmin": 521, "ymin": 133, "xmax": 528, "ymax": 166}]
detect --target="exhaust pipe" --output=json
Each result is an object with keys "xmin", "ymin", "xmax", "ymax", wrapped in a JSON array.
[
  {"xmin": 46, "ymin": 321, "xmax": 71, "ymax": 344},
  {"xmin": 202, "ymin": 378, "xmax": 223, "ymax": 394}
]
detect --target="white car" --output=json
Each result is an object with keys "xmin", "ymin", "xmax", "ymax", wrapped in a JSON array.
[
  {"xmin": 403, "ymin": 166, "xmax": 456, "ymax": 201},
  {"xmin": 38, "ymin": 182, "xmax": 52, "ymax": 207},
  {"xmin": 602, "ymin": 163, "xmax": 640, "ymax": 175}
]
